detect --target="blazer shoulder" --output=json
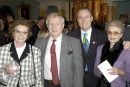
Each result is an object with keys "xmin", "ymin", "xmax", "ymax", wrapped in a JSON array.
[
  {"xmin": 65, "ymin": 35, "xmax": 80, "ymax": 42},
  {"xmin": 93, "ymin": 28, "xmax": 107, "ymax": 36},
  {"xmin": 67, "ymin": 29, "xmax": 80, "ymax": 37},
  {"xmin": 0, "ymin": 43, "xmax": 11, "ymax": 48},
  {"xmin": 92, "ymin": 28, "xmax": 108, "ymax": 42},
  {"xmin": 34, "ymin": 37, "xmax": 45, "ymax": 48},
  {"xmin": 0, "ymin": 43, "xmax": 11, "ymax": 53},
  {"xmin": 31, "ymin": 44, "xmax": 41, "ymax": 52}
]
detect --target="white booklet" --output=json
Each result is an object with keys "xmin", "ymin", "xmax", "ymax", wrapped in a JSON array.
[{"xmin": 97, "ymin": 60, "xmax": 118, "ymax": 83}]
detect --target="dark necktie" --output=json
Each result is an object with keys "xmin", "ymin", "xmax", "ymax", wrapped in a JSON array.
[
  {"xmin": 50, "ymin": 39, "xmax": 59, "ymax": 85},
  {"xmin": 83, "ymin": 33, "xmax": 89, "ymax": 54}
]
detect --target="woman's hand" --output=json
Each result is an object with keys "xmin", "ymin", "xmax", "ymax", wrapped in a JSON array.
[
  {"xmin": 97, "ymin": 69, "xmax": 101, "ymax": 75},
  {"xmin": 107, "ymin": 67, "xmax": 125, "ymax": 76},
  {"xmin": 4, "ymin": 65, "xmax": 16, "ymax": 75}
]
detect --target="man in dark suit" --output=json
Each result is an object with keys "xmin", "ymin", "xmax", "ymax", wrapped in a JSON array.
[
  {"xmin": 123, "ymin": 25, "xmax": 130, "ymax": 41},
  {"xmin": 123, "ymin": 12, "xmax": 130, "ymax": 41},
  {"xmin": 28, "ymin": 16, "xmax": 45, "ymax": 45},
  {"xmin": 35, "ymin": 13, "xmax": 83, "ymax": 87},
  {"xmin": 67, "ymin": 7, "xmax": 107, "ymax": 87},
  {"xmin": 0, "ymin": 29, "xmax": 6, "ymax": 46}
]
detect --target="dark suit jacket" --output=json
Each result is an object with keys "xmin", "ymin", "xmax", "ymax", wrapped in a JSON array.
[
  {"xmin": 122, "ymin": 26, "xmax": 130, "ymax": 41},
  {"xmin": 28, "ymin": 24, "xmax": 40, "ymax": 45},
  {"xmin": 67, "ymin": 27, "xmax": 107, "ymax": 87},
  {"xmin": 0, "ymin": 30, "xmax": 6, "ymax": 46},
  {"xmin": 35, "ymin": 34, "xmax": 84, "ymax": 87}
]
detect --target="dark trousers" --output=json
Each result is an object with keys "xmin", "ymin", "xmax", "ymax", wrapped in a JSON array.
[{"xmin": 44, "ymin": 80, "xmax": 61, "ymax": 87}]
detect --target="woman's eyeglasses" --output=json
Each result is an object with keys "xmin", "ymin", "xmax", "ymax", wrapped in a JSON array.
[
  {"xmin": 107, "ymin": 31, "xmax": 122, "ymax": 36},
  {"xmin": 14, "ymin": 30, "xmax": 28, "ymax": 35}
]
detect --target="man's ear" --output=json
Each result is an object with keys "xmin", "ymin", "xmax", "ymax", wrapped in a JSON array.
[
  {"xmin": 91, "ymin": 16, "xmax": 93, "ymax": 22},
  {"xmin": 62, "ymin": 24, "xmax": 65, "ymax": 30}
]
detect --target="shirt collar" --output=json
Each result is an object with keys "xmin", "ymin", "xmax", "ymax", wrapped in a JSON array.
[
  {"xmin": 37, "ymin": 24, "xmax": 41, "ymax": 29},
  {"xmin": 81, "ymin": 27, "xmax": 92, "ymax": 38},
  {"xmin": 49, "ymin": 34, "xmax": 62, "ymax": 43}
]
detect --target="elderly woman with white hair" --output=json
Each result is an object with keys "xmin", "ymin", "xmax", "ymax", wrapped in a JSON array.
[{"xmin": 94, "ymin": 20, "xmax": 130, "ymax": 87}]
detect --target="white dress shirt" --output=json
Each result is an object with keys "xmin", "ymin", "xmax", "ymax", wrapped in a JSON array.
[
  {"xmin": 44, "ymin": 34, "xmax": 62, "ymax": 80},
  {"xmin": 37, "ymin": 24, "xmax": 41, "ymax": 29},
  {"xmin": 81, "ymin": 27, "xmax": 92, "ymax": 43},
  {"xmin": 16, "ymin": 43, "xmax": 26, "ymax": 58}
]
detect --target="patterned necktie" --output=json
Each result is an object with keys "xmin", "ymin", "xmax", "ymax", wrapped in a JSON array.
[
  {"xmin": 83, "ymin": 33, "xmax": 89, "ymax": 54},
  {"xmin": 50, "ymin": 39, "xmax": 59, "ymax": 85}
]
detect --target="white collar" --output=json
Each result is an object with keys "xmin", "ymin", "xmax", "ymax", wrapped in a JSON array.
[
  {"xmin": 49, "ymin": 34, "xmax": 62, "ymax": 43},
  {"xmin": 37, "ymin": 24, "xmax": 41, "ymax": 29},
  {"xmin": 81, "ymin": 27, "xmax": 92, "ymax": 37},
  {"xmin": 81, "ymin": 27, "xmax": 92, "ymax": 42}
]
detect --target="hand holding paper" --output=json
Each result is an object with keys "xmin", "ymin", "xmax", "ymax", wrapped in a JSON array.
[
  {"xmin": 107, "ymin": 67, "xmax": 125, "ymax": 76},
  {"xmin": 97, "ymin": 60, "xmax": 118, "ymax": 83}
]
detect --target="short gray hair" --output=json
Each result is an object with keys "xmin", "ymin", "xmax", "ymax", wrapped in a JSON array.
[
  {"xmin": 46, "ymin": 13, "xmax": 64, "ymax": 25},
  {"xmin": 105, "ymin": 20, "xmax": 125, "ymax": 33}
]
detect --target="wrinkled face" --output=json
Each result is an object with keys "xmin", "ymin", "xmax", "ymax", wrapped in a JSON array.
[
  {"xmin": 107, "ymin": 26, "xmax": 123, "ymax": 44},
  {"xmin": 13, "ymin": 25, "xmax": 28, "ymax": 44},
  {"xmin": 47, "ymin": 17, "xmax": 64, "ymax": 39},
  {"xmin": 77, "ymin": 9, "xmax": 93, "ymax": 32}
]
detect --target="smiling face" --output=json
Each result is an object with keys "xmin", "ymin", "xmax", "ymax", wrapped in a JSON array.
[
  {"xmin": 107, "ymin": 26, "xmax": 123, "ymax": 45},
  {"xmin": 47, "ymin": 16, "xmax": 64, "ymax": 39},
  {"xmin": 13, "ymin": 25, "xmax": 28, "ymax": 45},
  {"xmin": 77, "ymin": 9, "xmax": 93, "ymax": 32}
]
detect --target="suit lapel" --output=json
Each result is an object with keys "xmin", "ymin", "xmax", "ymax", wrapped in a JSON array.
[
  {"xmin": 74, "ymin": 29, "xmax": 85, "ymax": 54},
  {"xmin": 10, "ymin": 42, "xmax": 19, "ymax": 63},
  {"xmin": 88, "ymin": 28, "xmax": 97, "ymax": 56},
  {"xmin": 10, "ymin": 42, "xmax": 30, "ymax": 63},
  {"xmin": 41, "ymin": 36, "xmax": 50, "ymax": 65},
  {"xmin": 39, "ymin": 36, "xmax": 50, "ymax": 82},
  {"xmin": 60, "ymin": 34, "xmax": 69, "ymax": 79},
  {"xmin": 19, "ymin": 43, "xmax": 30, "ymax": 62},
  {"xmin": 75, "ymin": 29, "xmax": 82, "ymax": 40}
]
